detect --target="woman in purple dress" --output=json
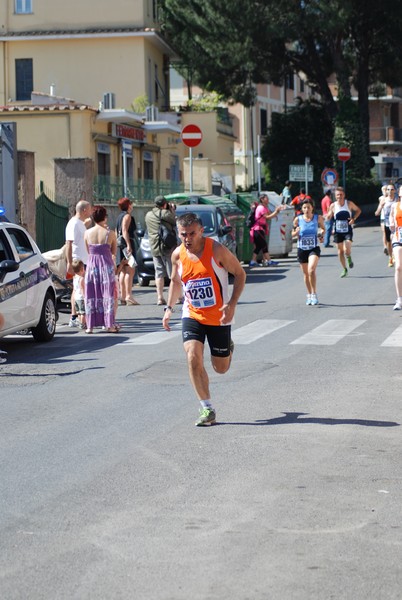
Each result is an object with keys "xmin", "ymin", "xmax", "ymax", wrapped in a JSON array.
[{"xmin": 84, "ymin": 206, "xmax": 120, "ymax": 333}]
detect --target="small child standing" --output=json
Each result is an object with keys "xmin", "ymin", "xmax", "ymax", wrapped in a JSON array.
[{"xmin": 71, "ymin": 259, "xmax": 86, "ymax": 330}]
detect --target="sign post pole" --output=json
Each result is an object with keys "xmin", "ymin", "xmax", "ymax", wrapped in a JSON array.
[
  {"xmin": 257, "ymin": 135, "xmax": 262, "ymax": 195},
  {"xmin": 181, "ymin": 124, "xmax": 203, "ymax": 194},
  {"xmin": 305, "ymin": 156, "xmax": 310, "ymax": 195},
  {"xmin": 337, "ymin": 147, "xmax": 351, "ymax": 192},
  {"xmin": 122, "ymin": 142, "xmax": 128, "ymax": 197},
  {"xmin": 189, "ymin": 147, "xmax": 193, "ymax": 193}
]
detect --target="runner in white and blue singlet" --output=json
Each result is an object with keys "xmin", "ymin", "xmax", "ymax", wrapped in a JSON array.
[{"xmin": 325, "ymin": 187, "xmax": 361, "ymax": 278}]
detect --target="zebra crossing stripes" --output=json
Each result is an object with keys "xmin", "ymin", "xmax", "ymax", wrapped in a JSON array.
[
  {"xmin": 290, "ymin": 319, "xmax": 366, "ymax": 346},
  {"xmin": 122, "ymin": 324, "xmax": 182, "ymax": 345},
  {"xmin": 381, "ymin": 324, "xmax": 402, "ymax": 347},
  {"xmin": 116, "ymin": 318, "xmax": 402, "ymax": 347},
  {"xmin": 232, "ymin": 319, "xmax": 294, "ymax": 345}
]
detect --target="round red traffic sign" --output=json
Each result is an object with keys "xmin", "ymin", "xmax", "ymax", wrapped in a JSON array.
[
  {"xmin": 338, "ymin": 147, "xmax": 351, "ymax": 162},
  {"xmin": 321, "ymin": 168, "xmax": 339, "ymax": 185},
  {"xmin": 181, "ymin": 124, "xmax": 202, "ymax": 148}
]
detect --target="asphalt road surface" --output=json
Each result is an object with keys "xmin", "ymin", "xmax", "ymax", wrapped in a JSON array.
[{"xmin": 0, "ymin": 224, "xmax": 401, "ymax": 600}]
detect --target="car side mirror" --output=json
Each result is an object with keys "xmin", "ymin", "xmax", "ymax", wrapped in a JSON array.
[
  {"xmin": 220, "ymin": 225, "xmax": 233, "ymax": 235},
  {"xmin": 0, "ymin": 259, "xmax": 19, "ymax": 283}
]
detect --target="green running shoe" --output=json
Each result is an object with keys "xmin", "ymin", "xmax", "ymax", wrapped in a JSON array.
[
  {"xmin": 340, "ymin": 268, "xmax": 348, "ymax": 278},
  {"xmin": 347, "ymin": 255, "xmax": 354, "ymax": 268},
  {"xmin": 195, "ymin": 408, "xmax": 216, "ymax": 427}
]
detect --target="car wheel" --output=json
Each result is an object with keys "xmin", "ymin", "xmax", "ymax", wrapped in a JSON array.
[
  {"xmin": 31, "ymin": 292, "xmax": 57, "ymax": 342},
  {"xmin": 137, "ymin": 275, "xmax": 150, "ymax": 287}
]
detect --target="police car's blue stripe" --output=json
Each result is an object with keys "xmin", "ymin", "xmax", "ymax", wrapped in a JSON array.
[{"xmin": 0, "ymin": 264, "xmax": 51, "ymax": 303}]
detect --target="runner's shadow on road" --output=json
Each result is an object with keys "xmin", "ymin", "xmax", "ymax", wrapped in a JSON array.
[
  {"xmin": 245, "ymin": 271, "xmax": 288, "ymax": 283},
  {"xmin": 316, "ymin": 303, "xmax": 392, "ymax": 308},
  {"xmin": 353, "ymin": 275, "xmax": 393, "ymax": 280},
  {"xmin": 219, "ymin": 411, "xmax": 399, "ymax": 427}
]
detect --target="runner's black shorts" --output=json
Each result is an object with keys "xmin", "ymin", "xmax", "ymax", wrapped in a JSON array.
[
  {"xmin": 333, "ymin": 232, "xmax": 353, "ymax": 244},
  {"xmin": 182, "ymin": 317, "xmax": 232, "ymax": 357},
  {"xmin": 384, "ymin": 225, "xmax": 391, "ymax": 242},
  {"xmin": 297, "ymin": 246, "xmax": 321, "ymax": 264}
]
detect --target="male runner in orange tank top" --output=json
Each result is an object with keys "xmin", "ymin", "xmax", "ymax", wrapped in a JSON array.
[{"xmin": 162, "ymin": 212, "xmax": 246, "ymax": 426}]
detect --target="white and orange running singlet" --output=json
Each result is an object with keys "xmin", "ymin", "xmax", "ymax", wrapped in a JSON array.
[{"xmin": 178, "ymin": 237, "xmax": 231, "ymax": 326}]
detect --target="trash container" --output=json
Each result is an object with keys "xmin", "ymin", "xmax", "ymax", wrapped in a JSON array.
[
  {"xmin": 229, "ymin": 192, "xmax": 294, "ymax": 259},
  {"xmin": 260, "ymin": 191, "xmax": 294, "ymax": 257},
  {"xmin": 226, "ymin": 193, "xmax": 268, "ymax": 263}
]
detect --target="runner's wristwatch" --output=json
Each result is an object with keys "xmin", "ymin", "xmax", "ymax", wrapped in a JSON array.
[{"xmin": 164, "ymin": 306, "xmax": 173, "ymax": 312}]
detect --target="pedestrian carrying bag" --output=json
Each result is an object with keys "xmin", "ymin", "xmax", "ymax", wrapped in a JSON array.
[
  {"xmin": 116, "ymin": 234, "xmax": 127, "ymax": 248},
  {"xmin": 245, "ymin": 205, "xmax": 257, "ymax": 228},
  {"xmin": 158, "ymin": 210, "xmax": 177, "ymax": 252},
  {"xmin": 116, "ymin": 214, "xmax": 127, "ymax": 248}
]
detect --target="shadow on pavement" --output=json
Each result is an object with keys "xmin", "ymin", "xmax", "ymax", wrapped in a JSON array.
[{"xmin": 219, "ymin": 411, "xmax": 400, "ymax": 428}]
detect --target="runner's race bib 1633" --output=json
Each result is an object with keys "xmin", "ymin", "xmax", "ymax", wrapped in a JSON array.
[{"xmin": 299, "ymin": 235, "xmax": 316, "ymax": 250}]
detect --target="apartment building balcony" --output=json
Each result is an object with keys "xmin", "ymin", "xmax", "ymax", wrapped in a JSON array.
[{"xmin": 370, "ymin": 126, "xmax": 402, "ymax": 147}]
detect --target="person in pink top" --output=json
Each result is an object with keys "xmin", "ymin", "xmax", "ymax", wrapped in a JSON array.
[
  {"xmin": 321, "ymin": 190, "xmax": 334, "ymax": 247},
  {"xmin": 249, "ymin": 194, "xmax": 283, "ymax": 267}
]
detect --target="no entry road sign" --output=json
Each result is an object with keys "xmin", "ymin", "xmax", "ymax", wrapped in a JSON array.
[
  {"xmin": 181, "ymin": 124, "xmax": 202, "ymax": 148},
  {"xmin": 338, "ymin": 147, "xmax": 351, "ymax": 162}
]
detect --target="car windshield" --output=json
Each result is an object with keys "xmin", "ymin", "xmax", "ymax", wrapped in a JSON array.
[{"xmin": 195, "ymin": 211, "xmax": 215, "ymax": 234}]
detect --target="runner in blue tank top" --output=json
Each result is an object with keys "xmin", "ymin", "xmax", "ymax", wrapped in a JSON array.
[{"xmin": 292, "ymin": 199, "xmax": 325, "ymax": 305}]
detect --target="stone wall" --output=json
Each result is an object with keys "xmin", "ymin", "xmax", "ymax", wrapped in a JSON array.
[{"xmin": 54, "ymin": 158, "xmax": 94, "ymax": 214}]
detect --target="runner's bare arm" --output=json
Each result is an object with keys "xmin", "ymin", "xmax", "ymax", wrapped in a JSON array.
[
  {"xmin": 374, "ymin": 198, "xmax": 385, "ymax": 216},
  {"xmin": 389, "ymin": 204, "xmax": 396, "ymax": 232},
  {"xmin": 318, "ymin": 215, "xmax": 325, "ymax": 234},
  {"xmin": 349, "ymin": 201, "xmax": 362, "ymax": 224},
  {"xmin": 325, "ymin": 204, "xmax": 335, "ymax": 220},
  {"xmin": 214, "ymin": 242, "xmax": 246, "ymax": 324},
  {"xmin": 163, "ymin": 247, "xmax": 182, "ymax": 331}
]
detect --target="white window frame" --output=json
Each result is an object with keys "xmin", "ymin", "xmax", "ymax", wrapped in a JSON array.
[{"xmin": 15, "ymin": 0, "xmax": 33, "ymax": 14}]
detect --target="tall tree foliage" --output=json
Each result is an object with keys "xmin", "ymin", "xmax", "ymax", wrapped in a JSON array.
[
  {"xmin": 160, "ymin": 0, "xmax": 402, "ymax": 177},
  {"xmin": 261, "ymin": 99, "xmax": 334, "ymax": 196}
]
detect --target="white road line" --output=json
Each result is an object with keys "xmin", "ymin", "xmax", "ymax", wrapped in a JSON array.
[
  {"xmin": 232, "ymin": 319, "xmax": 295, "ymax": 345},
  {"xmin": 291, "ymin": 319, "xmax": 366, "ymax": 346},
  {"xmin": 122, "ymin": 325, "xmax": 182, "ymax": 345},
  {"xmin": 381, "ymin": 325, "xmax": 402, "ymax": 347}
]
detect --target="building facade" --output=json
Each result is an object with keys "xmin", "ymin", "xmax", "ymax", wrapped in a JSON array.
[
  {"xmin": 0, "ymin": 0, "xmax": 185, "ymax": 200},
  {"xmin": 366, "ymin": 86, "xmax": 402, "ymax": 182},
  {"xmin": 171, "ymin": 70, "xmax": 317, "ymax": 191}
]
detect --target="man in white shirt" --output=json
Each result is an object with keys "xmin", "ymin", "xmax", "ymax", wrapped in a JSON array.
[{"xmin": 65, "ymin": 200, "xmax": 92, "ymax": 326}]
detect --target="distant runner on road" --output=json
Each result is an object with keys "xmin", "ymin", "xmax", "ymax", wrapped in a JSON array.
[{"xmin": 325, "ymin": 187, "xmax": 361, "ymax": 278}]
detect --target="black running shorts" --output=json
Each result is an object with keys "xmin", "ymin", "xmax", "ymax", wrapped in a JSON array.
[{"xmin": 182, "ymin": 317, "xmax": 232, "ymax": 357}]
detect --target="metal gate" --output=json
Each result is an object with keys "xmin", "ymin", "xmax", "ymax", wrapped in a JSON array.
[{"xmin": 36, "ymin": 189, "xmax": 69, "ymax": 252}]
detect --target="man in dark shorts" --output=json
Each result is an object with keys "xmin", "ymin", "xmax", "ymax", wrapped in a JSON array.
[{"xmin": 162, "ymin": 212, "xmax": 246, "ymax": 426}]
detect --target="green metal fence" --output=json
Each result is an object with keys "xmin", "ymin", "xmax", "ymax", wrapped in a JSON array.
[
  {"xmin": 36, "ymin": 189, "xmax": 69, "ymax": 252},
  {"xmin": 93, "ymin": 176, "xmax": 184, "ymax": 204}
]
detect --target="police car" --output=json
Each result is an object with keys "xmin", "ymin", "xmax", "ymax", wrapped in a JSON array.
[{"xmin": 0, "ymin": 209, "xmax": 57, "ymax": 341}]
